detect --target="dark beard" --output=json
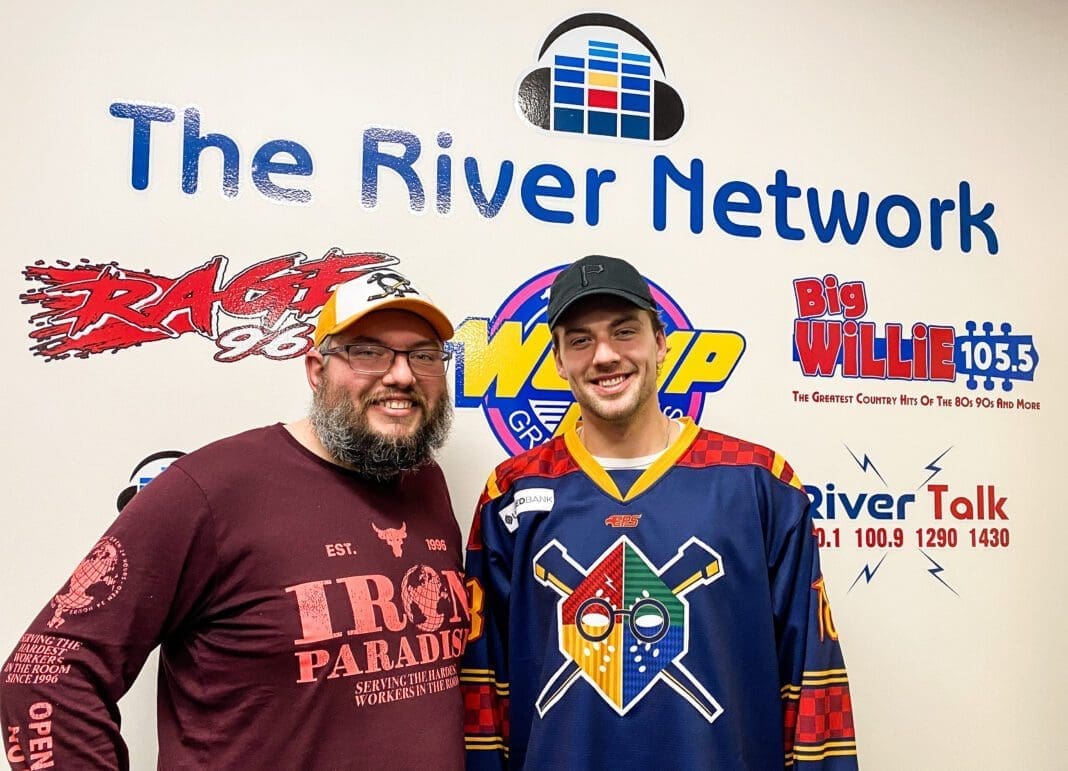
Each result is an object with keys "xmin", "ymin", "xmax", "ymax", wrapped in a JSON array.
[{"xmin": 309, "ymin": 382, "xmax": 452, "ymax": 482}]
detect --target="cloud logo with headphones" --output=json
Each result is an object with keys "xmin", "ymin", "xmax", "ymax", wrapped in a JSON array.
[{"xmin": 517, "ymin": 13, "xmax": 685, "ymax": 142}]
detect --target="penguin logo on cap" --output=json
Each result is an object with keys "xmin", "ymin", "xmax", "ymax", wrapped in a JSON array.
[
  {"xmin": 367, "ymin": 271, "xmax": 418, "ymax": 300},
  {"xmin": 517, "ymin": 13, "xmax": 685, "ymax": 142}
]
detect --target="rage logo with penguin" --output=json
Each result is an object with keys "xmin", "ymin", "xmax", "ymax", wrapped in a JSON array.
[{"xmin": 449, "ymin": 266, "xmax": 745, "ymax": 456}]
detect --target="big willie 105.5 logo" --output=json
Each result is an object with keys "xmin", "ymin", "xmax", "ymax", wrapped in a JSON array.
[
  {"xmin": 448, "ymin": 267, "xmax": 745, "ymax": 456},
  {"xmin": 791, "ymin": 274, "xmax": 1040, "ymax": 391}
]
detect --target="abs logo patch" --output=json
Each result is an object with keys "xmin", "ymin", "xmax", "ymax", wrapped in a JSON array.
[
  {"xmin": 532, "ymin": 536, "xmax": 724, "ymax": 720},
  {"xmin": 517, "ymin": 13, "xmax": 684, "ymax": 142},
  {"xmin": 449, "ymin": 266, "xmax": 745, "ymax": 456},
  {"xmin": 605, "ymin": 514, "xmax": 642, "ymax": 528}
]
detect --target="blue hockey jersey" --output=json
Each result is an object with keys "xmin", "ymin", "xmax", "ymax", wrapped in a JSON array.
[{"xmin": 461, "ymin": 418, "xmax": 857, "ymax": 769}]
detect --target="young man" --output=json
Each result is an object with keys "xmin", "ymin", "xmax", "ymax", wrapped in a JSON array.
[
  {"xmin": 461, "ymin": 255, "xmax": 857, "ymax": 769},
  {"xmin": 1, "ymin": 267, "xmax": 469, "ymax": 769}
]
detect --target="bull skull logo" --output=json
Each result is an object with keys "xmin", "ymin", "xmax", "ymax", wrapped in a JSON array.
[{"xmin": 373, "ymin": 521, "xmax": 407, "ymax": 557}]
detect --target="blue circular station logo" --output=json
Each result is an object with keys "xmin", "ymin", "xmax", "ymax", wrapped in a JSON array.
[{"xmin": 449, "ymin": 266, "xmax": 746, "ymax": 457}]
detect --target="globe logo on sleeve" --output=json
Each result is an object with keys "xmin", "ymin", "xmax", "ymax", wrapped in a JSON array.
[{"xmin": 48, "ymin": 536, "xmax": 129, "ymax": 628}]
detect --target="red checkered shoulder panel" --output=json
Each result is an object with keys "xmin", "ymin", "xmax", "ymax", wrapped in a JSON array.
[
  {"xmin": 678, "ymin": 430, "xmax": 802, "ymax": 489},
  {"xmin": 488, "ymin": 436, "xmax": 579, "ymax": 498}
]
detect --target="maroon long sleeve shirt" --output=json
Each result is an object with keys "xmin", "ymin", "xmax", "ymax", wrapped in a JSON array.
[{"xmin": 1, "ymin": 425, "xmax": 468, "ymax": 770}]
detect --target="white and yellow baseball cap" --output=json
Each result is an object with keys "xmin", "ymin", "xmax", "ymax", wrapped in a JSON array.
[{"xmin": 313, "ymin": 269, "xmax": 454, "ymax": 346}]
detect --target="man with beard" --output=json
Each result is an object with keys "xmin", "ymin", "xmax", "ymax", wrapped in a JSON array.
[
  {"xmin": 461, "ymin": 256, "xmax": 857, "ymax": 769},
  {"xmin": 0, "ymin": 267, "xmax": 468, "ymax": 770}
]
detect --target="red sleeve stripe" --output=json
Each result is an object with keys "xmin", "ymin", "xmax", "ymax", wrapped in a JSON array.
[
  {"xmin": 783, "ymin": 683, "xmax": 856, "ymax": 758},
  {"xmin": 462, "ymin": 681, "xmax": 509, "ymax": 748}
]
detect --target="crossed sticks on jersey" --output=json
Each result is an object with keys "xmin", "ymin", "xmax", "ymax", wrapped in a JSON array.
[{"xmin": 532, "ymin": 536, "xmax": 725, "ymax": 721}]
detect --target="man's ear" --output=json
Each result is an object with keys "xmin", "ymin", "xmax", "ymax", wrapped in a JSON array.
[
  {"xmin": 552, "ymin": 337, "xmax": 567, "ymax": 380},
  {"xmin": 306, "ymin": 346, "xmax": 327, "ymax": 392}
]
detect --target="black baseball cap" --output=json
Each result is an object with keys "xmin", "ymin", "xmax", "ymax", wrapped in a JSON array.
[{"xmin": 546, "ymin": 255, "xmax": 657, "ymax": 328}]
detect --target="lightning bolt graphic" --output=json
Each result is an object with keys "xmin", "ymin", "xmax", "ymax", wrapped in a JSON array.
[
  {"xmin": 844, "ymin": 445, "xmax": 887, "ymax": 487},
  {"xmin": 848, "ymin": 552, "xmax": 889, "ymax": 592},
  {"xmin": 919, "ymin": 549, "xmax": 958, "ymax": 595},
  {"xmin": 917, "ymin": 446, "xmax": 954, "ymax": 490},
  {"xmin": 604, "ymin": 577, "xmax": 616, "ymax": 591}
]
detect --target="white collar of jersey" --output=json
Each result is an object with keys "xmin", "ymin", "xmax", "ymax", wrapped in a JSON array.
[
  {"xmin": 592, "ymin": 451, "xmax": 663, "ymax": 470},
  {"xmin": 591, "ymin": 419, "xmax": 684, "ymax": 470},
  {"xmin": 564, "ymin": 417, "xmax": 699, "ymax": 503}
]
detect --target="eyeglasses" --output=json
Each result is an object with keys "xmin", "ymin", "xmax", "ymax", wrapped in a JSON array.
[
  {"xmin": 576, "ymin": 596, "xmax": 671, "ymax": 644},
  {"xmin": 322, "ymin": 343, "xmax": 452, "ymax": 377}
]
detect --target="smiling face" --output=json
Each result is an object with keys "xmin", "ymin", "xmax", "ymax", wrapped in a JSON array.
[
  {"xmin": 321, "ymin": 310, "xmax": 447, "ymax": 436},
  {"xmin": 552, "ymin": 295, "xmax": 667, "ymax": 433},
  {"xmin": 305, "ymin": 309, "xmax": 452, "ymax": 478}
]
